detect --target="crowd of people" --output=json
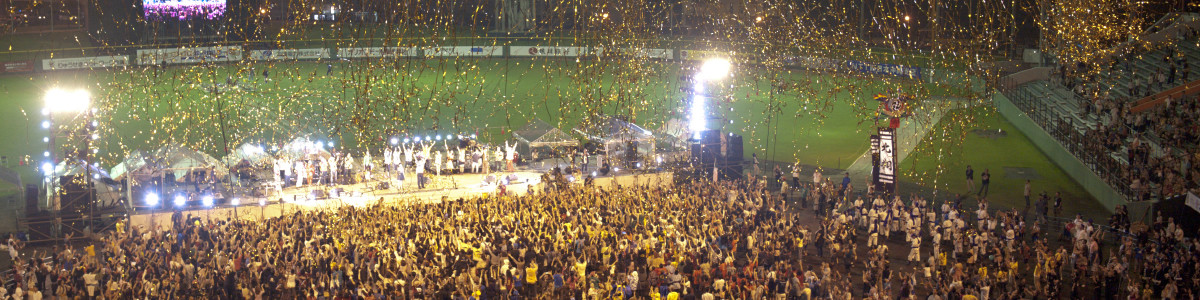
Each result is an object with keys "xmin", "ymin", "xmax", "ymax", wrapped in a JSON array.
[
  {"xmin": 1041, "ymin": 29, "xmax": 1200, "ymax": 201},
  {"xmin": 4, "ymin": 170, "xmax": 1199, "ymax": 299}
]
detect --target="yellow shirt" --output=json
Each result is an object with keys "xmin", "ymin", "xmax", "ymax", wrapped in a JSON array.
[{"xmin": 526, "ymin": 266, "xmax": 538, "ymax": 284}]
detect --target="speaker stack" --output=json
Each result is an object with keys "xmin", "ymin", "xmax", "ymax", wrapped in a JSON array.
[{"xmin": 690, "ymin": 130, "xmax": 743, "ymax": 181}]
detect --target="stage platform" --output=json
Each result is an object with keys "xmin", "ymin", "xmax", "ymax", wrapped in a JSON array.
[{"xmin": 127, "ymin": 169, "xmax": 673, "ymax": 230}]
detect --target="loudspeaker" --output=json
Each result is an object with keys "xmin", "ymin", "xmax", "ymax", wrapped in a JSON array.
[
  {"xmin": 24, "ymin": 184, "xmax": 39, "ymax": 215},
  {"xmin": 58, "ymin": 175, "xmax": 91, "ymax": 214},
  {"xmin": 625, "ymin": 141, "xmax": 639, "ymax": 163},
  {"xmin": 725, "ymin": 134, "xmax": 743, "ymax": 161}
]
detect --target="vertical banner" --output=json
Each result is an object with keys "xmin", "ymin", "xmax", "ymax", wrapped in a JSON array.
[
  {"xmin": 870, "ymin": 134, "xmax": 880, "ymax": 188},
  {"xmin": 877, "ymin": 128, "xmax": 897, "ymax": 195}
]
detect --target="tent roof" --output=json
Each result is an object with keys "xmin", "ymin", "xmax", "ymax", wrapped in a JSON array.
[
  {"xmin": 514, "ymin": 119, "xmax": 579, "ymax": 147},
  {"xmin": 53, "ymin": 159, "xmax": 111, "ymax": 179},
  {"xmin": 223, "ymin": 143, "xmax": 272, "ymax": 166},
  {"xmin": 150, "ymin": 145, "xmax": 229, "ymax": 179},
  {"xmin": 580, "ymin": 117, "xmax": 652, "ymax": 142},
  {"xmin": 110, "ymin": 149, "xmax": 154, "ymax": 181}
]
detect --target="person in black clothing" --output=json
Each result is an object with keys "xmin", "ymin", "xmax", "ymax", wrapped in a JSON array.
[
  {"xmin": 965, "ymin": 165, "xmax": 975, "ymax": 192},
  {"xmin": 1054, "ymin": 192, "xmax": 1063, "ymax": 217},
  {"xmin": 977, "ymin": 169, "xmax": 990, "ymax": 197}
]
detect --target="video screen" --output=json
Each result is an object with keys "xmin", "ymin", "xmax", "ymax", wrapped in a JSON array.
[{"xmin": 143, "ymin": 0, "xmax": 226, "ymax": 21}]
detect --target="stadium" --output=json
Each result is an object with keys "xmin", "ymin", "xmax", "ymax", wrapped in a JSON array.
[{"xmin": 0, "ymin": 0, "xmax": 1196, "ymax": 298}]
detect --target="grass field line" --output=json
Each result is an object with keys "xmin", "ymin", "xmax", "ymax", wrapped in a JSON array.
[{"xmin": 845, "ymin": 97, "xmax": 973, "ymax": 181}]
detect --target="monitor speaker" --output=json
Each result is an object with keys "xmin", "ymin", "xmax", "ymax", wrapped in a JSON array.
[{"xmin": 24, "ymin": 184, "xmax": 39, "ymax": 215}]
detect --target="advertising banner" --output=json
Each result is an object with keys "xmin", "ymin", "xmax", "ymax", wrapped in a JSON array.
[
  {"xmin": 249, "ymin": 48, "xmax": 330, "ymax": 61},
  {"xmin": 42, "ymin": 56, "xmax": 129, "ymax": 71},
  {"xmin": 137, "ymin": 46, "xmax": 243, "ymax": 65},
  {"xmin": 678, "ymin": 49, "xmax": 730, "ymax": 61},
  {"xmin": 337, "ymin": 47, "xmax": 418, "ymax": 58},
  {"xmin": 2, "ymin": 60, "xmax": 34, "ymax": 73},
  {"xmin": 635, "ymin": 48, "xmax": 673, "ymax": 59},
  {"xmin": 510, "ymin": 46, "xmax": 597, "ymax": 57},
  {"xmin": 844, "ymin": 60, "xmax": 922, "ymax": 80},
  {"xmin": 423, "ymin": 46, "xmax": 502, "ymax": 57}
]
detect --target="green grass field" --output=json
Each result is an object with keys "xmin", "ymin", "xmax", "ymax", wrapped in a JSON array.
[
  {"xmin": 6, "ymin": 59, "xmax": 946, "ymax": 170},
  {"xmin": 899, "ymin": 107, "xmax": 1109, "ymax": 220},
  {"xmin": 0, "ymin": 40, "xmax": 1107, "ymax": 219}
]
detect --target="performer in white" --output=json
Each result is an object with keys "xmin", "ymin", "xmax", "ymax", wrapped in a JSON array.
[
  {"xmin": 404, "ymin": 143, "xmax": 414, "ymax": 169},
  {"xmin": 415, "ymin": 149, "xmax": 427, "ymax": 189},
  {"xmin": 272, "ymin": 158, "xmax": 284, "ymax": 191},
  {"xmin": 492, "ymin": 146, "xmax": 503, "ymax": 173},
  {"xmin": 457, "ymin": 148, "xmax": 466, "ymax": 174},
  {"xmin": 384, "ymin": 147, "xmax": 393, "ymax": 175},
  {"xmin": 294, "ymin": 160, "xmax": 307, "ymax": 187},
  {"xmin": 433, "ymin": 150, "xmax": 443, "ymax": 176},
  {"xmin": 317, "ymin": 157, "xmax": 328, "ymax": 185},
  {"xmin": 504, "ymin": 141, "xmax": 517, "ymax": 172},
  {"xmin": 328, "ymin": 155, "xmax": 339, "ymax": 186},
  {"xmin": 391, "ymin": 146, "xmax": 402, "ymax": 175},
  {"xmin": 343, "ymin": 154, "xmax": 355, "ymax": 184},
  {"xmin": 363, "ymin": 152, "xmax": 374, "ymax": 182}
]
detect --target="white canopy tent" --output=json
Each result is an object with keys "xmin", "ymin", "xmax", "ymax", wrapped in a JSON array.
[
  {"xmin": 222, "ymin": 143, "xmax": 273, "ymax": 167},
  {"xmin": 573, "ymin": 116, "xmax": 656, "ymax": 166},
  {"xmin": 47, "ymin": 159, "xmax": 121, "ymax": 209},
  {"xmin": 151, "ymin": 145, "xmax": 229, "ymax": 182},
  {"xmin": 109, "ymin": 149, "xmax": 155, "ymax": 183},
  {"xmin": 279, "ymin": 137, "xmax": 332, "ymax": 161}
]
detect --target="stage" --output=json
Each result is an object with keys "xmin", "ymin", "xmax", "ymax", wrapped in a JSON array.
[{"xmin": 126, "ymin": 169, "xmax": 674, "ymax": 230}]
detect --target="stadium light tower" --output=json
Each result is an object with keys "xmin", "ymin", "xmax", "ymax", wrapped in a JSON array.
[
  {"xmin": 42, "ymin": 88, "xmax": 95, "ymax": 208},
  {"xmin": 690, "ymin": 58, "xmax": 732, "ymax": 139}
]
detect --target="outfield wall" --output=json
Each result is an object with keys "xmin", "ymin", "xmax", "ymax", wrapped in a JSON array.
[
  {"xmin": 22, "ymin": 45, "xmax": 924, "ymax": 80},
  {"xmin": 992, "ymin": 92, "xmax": 1125, "ymax": 212}
]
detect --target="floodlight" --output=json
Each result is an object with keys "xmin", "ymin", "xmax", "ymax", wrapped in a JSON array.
[
  {"xmin": 390, "ymin": 137, "xmax": 399, "ymax": 145},
  {"xmin": 145, "ymin": 193, "xmax": 160, "ymax": 206},
  {"xmin": 231, "ymin": 198, "xmax": 240, "ymax": 206},
  {"xmin": 201, "ymin": 195, "xmax": 214, "ymax": 207},
  {"xmin": 259, "ymin": 199, "xmax": 267, "ymax": 206},
  {"xmin": 41, "ymin": 121, "xmax": 50, "ymax": 129},
  {"xmin": 403, "ymin": 138, "xmax": 411, "ymax": 144},
  {"xmin": 697, "ymin": 58, "xmax": 731, "ymax": 81},
  {"xmin": 41, "ymin": 162, "xmax": 53, "ymax": 175},
  {"xmin": 174, "ymin": 194, "xmax": 187, "ymax": 207},
  {"xmin": 44, "ymin": 88, "xmax": 91, "ymax": 113},
  {"xmin": 436, "ymin": 135, "xmax": 443, "ymax": 141}
]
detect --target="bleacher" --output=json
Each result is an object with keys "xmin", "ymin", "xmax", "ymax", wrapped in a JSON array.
[
  {"xmin": 1002, "ymin": 14, "xmax": 1200, "ymax": 202},
  {"xmin": 1092, "ymin": 39, "xmax": 1200, "ymax": 101}
]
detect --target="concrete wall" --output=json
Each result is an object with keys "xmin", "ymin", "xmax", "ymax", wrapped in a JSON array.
[{"xmin": 992, "ymin": 92, "xmax": 1126, "ymax": 212}]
